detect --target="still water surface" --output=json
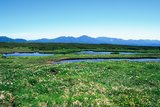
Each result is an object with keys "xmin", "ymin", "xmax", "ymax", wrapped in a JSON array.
[
  {"xmin": 3, "ymin": 52, "xmax": 53, "ymax": 57},
  {"xmin": 76, "ymin": 51, "xmax": 140, "ymax": 54},
  {"xmin": 55, "ymin": 58, "xmax": 160, "ymax": 64}
]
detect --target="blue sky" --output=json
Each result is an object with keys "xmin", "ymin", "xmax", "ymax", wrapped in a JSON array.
[{"xmin": 0, "ymin": 0, "xmax": 160, "ymax": 40}]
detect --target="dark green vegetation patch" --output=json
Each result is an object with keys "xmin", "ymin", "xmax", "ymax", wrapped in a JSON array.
[{"xmin": 1, "ymin": 42, "xmax": 160, "ymax": 54}]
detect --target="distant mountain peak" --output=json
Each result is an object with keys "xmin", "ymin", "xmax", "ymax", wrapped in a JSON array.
[{"xmin": 78, "ymin": 35, "xmax": 91, "ymax": 38}]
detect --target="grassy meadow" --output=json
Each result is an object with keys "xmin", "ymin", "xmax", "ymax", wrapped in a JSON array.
[{"xmin": 0, "ymin": 43, "xmax": 160, "ymax": 106}]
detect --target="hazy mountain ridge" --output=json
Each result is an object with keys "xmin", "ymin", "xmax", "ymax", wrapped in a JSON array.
[
  {"xmin": 0, "ymin": 35, "xmax": 160, "ymax": 46},
  {"xmin": 0, "ymin": 36, "xmax": 27, "ymax": 42}
]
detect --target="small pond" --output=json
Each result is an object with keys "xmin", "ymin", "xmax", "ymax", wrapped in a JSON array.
[
  {"xmin": 54, "ymin": 58, "xmax": 160, "ymax": 64},
  {"xmin": 3, "ymin": 52, "xmax": 53, "ymax": 57},
  {"xmin": 76, "ymin": 51, "xmax": 140, "ymax": 55}
]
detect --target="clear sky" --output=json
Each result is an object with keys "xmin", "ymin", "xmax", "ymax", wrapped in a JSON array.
[{"xmin": 0, "ymin": 0, "xmax": 160, "ymax": 40}]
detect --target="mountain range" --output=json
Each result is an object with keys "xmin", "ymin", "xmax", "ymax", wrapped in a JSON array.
[{"xmin": 0, "ymin": 35, "xmax": 160, "ymax": 46}]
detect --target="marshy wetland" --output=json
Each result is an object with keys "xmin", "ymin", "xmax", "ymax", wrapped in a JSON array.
[{"xmin": 0, "ymin": 43, "xmax": 160, "ymax": 106}]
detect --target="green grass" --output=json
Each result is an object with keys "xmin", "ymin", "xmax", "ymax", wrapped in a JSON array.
[
  {"xmin": 0, "ymin": 54, "xmax": 2, "ymax": 58},
  {"xmin": 0, "ymin": 55, "xmax": 160, "ymax": 106}
]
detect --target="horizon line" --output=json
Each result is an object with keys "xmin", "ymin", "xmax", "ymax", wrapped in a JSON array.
[{"xmin": 0, "ymin": 35, "xmax": 160, "ymax": 41}]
